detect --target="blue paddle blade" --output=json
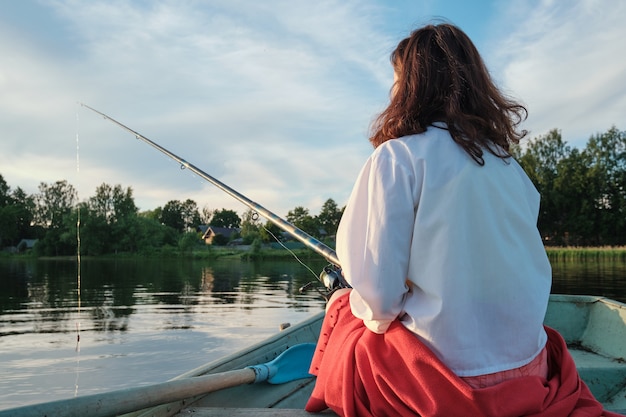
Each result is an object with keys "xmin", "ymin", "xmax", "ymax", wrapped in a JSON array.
[{"xmin": 247, "ymin": 343, "xmax": 317, "ymax": 384}]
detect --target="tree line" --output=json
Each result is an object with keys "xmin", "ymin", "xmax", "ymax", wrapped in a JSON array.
[
  {"xmin": 512, "ymin": 126, "xmax": 625, "ymax": 246},
  {"xmin": 0, "ymin": 175, "xmax": 344, "ymax": 256},
  {"xmin": 1, "ymin": 125, "xmax": 624, "ymax": 255}
]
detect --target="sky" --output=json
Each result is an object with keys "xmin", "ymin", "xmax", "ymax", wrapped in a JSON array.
[{"xmin": 1, "ymin": 0, "xmax": 625, "ymax": 219}]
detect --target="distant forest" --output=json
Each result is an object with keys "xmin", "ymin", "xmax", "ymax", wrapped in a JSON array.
[
  {"xmin": 1, "ymin": 125, "xmax": 624, "ymax": 256},
  {"xmin": 0, "ymin": 173, "xmax": 344, "ymax": 256},
  {"xmin": 511, "ymin": 126, "xmax": 625, "ymax": 246}
]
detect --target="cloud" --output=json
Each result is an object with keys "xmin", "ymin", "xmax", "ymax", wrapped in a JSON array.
[
  {"xmin": 7, "ymin": 0, "xmax": 621, "ymax": 219},
  {"xmin": 1, "ymin": 0, "xmax": 394, "ymax": 216},
  {"xmin": 492, "ymin": 0, "xmax": 626, "ymax": 147}
]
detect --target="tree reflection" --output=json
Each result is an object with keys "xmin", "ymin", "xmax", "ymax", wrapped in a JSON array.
[{"xmin": 0, "ymin": 257, "xmax": 330, "ymax": 337}]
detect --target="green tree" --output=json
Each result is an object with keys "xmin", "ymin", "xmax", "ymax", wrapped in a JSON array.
[
  {"xmin": 516, "ymin": 130, "xmax": 570, "ymax": 244},
  {"xmin": 210, "ymin": 209, "xmax": 241, "ymax": 228},
  {"xmin": 83, "ymin": 208, "xmax": 107, "ymax": 255},
  {"xmin": 89, "ymin": 183, "xmax": 115, "ymax": 222},
  {"xmin": 316, "ymin": 198, "xmax": 343, "ymax": 238},
  {"xmin": 583, "ymin": 126, "xmax": 626, "ymax": 245},
  {"xmin": 0, "ymin": 174, "xmax": 10, "ymax": 206},
  {"xmin": 83, "ymin": 184, "xmax": 139, "ymax": 254},
  {"xmin": 0, "ymin": 177, "xmax": 35, "ymax": 246},
  {"xmin": 259, "ymin": 220, "xmax": 283, "ymax": 243},
  {"xmin": 552, "ymin": 148, "xmax": 595, "ymax": 245},
  {"xmin": 58, "ymin": 207, "xmax": 81, "ymax": 254},
  {"xmin": 178, "ymin": 231, "xmax": 201, "ymax": 254},
  {"xmin": 109, "ymin": 186, "xmax": 139, "ymax": 253},
  {"xmin": 180, "ymin": 199, "xmax": 201, "ymax": 231},
  {"xmin": 0, "ymin": 205, "xmax": 19, "ymax": 246},
  {"xmin": 136, "ymin": 214, "xmax": 178, "ymax": 252},
  {"xmin": 12, "ymin": 187, "xmax": 36, "ymax": 240},
  {"xmin": 516, "ymin": 126, "xmax": 626, "ymax": 246},
  {"xmin": 33, "ymin": 180, "xmax": 77, "ymax": 256},
  {"xmin": 89, "ymin": 183, "xmax": 138, "ymax": 224},
  {"xmin": 140, "ymin": 207, "xmax": 162, "ymax": 222},
  {"xmin": 34, "ymin": 180, "xmax": 77, "ymax": 229},
  {"xmin": 159, "ymin": 199, "xmax": 201, "ymax": 233},
  {"xmin": 287, "ymin": 206, "xmax": 320, "ymax": 238},
  {"xmin": 111, "ymin": 185, "xmax": 138, "ymax": 221},
  {"xmin": 240, "ymin": 209, "xmax": 261, "ymax": 244},
  {"xmin": 0, "ymin": 175, "xmax": 16, "ymax": 245},
  {"xmin": 160, "ymin": 200, "xmax": 186, "ymax": 232}
]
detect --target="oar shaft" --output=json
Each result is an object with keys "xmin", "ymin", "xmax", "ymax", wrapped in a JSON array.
[
  {"xmin": 80, "ymin": 103, "xmax": 340, "ymax": 266},
  {"xmin": 4, "ymin": 343, "xmax": 316, "ymax": 417},
  {"xmin": 1, "ymin": 368, "xmax": 256, "ymax": 417}
]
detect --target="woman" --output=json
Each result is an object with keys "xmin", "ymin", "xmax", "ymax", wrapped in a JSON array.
[{"xmin": 305, "ymin": 23, "xmax": 620, "ymax": 417}]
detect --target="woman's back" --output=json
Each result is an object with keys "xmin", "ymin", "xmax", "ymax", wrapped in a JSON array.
[
  {"xmin": 338, "ymin": 124, "xmax": 551, "ymax": 376},
  {"xmin": 401, "ymin": 126, "xmax": 551, "ymax": 376}
]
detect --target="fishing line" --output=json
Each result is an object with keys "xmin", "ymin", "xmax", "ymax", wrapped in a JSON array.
[
  {"xmin": 74, "ymin": 109, "xmax": 82, "ymax": 397},
  {"xmin": 257, "ymin": 217, "xmax": 319, "ymax": 281},
  {"xmin": 251, "ymin": 212, "xmax": 330, "ymax": 297}
]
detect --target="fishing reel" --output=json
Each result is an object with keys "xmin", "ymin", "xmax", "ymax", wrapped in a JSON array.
[
  {"xmin": 299, "ymin": 264, "xmax": 351, "ymax": 300},
  {"xmin": 319, "ymin": 264, "xmax": 350, "ymax": 291}
]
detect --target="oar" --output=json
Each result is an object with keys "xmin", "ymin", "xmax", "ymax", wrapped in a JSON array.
[{"xmin": 1, "ymin": 343, "xmax": 316, "ymax": 417}]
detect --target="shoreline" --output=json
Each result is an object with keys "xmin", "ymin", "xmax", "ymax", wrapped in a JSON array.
[
  {"xmin": 546, "ymin": 246, "xmax": 626, "ymax": 261},
  {"xmin": 4, "ymin": 246, "xmax": 626, "ymax": 262}
]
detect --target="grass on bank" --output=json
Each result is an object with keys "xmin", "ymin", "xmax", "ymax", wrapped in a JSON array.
[
  {"xmin": 147, "ymin": 245, "xmax": 626, "ymax": 263},
  {"xmin": 5, "ymin": 247, "xmax": 328, "ymax": 261},
  {"xmin": 546, "ymin": 246, "xmax": 626, "ymax": 262},
  {"xmin": 5, "ymin": 244, "xmax": 626, "ymax": 263},
  {"xmin": 212, "ymin": 245, "xmax": 626, "ymax": 263}
]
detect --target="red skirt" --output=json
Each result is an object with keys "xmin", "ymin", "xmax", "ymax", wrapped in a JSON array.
[{"xmin": 305, "ymin": 293, "xmax": 622, "ymax": 417}]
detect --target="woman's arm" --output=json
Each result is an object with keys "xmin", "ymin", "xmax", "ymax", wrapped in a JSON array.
[{"xmin": 337, "ymin": 143, "xmax": 418, "ymax": 333}]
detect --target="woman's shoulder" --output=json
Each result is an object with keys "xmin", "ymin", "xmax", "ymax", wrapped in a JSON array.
[{"xmin": 374, "ymin": 125, "xmax": 461, "ymax": 161}]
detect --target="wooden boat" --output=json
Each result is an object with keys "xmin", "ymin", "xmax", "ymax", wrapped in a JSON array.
[
  {"xmin": 50, "ymin": 110, "xmax": 622, "ymax": 415},
  {"xmin": 2, "ymin": 294, "xmax": 625, "ymax": 417}
]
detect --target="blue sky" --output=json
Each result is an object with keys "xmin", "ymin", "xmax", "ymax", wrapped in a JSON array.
[{"xmin": 1, "ymin": 0, "xmax": 624, "ymax": 217}]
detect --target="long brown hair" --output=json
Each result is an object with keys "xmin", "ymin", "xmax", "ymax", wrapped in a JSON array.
[{"xmin": 369, "ymin": 23, "xmax": 527, "ymax": 165}]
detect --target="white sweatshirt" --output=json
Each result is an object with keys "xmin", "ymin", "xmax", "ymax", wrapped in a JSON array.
[{"xmin": 337, "ymin": 124, "xmax": 551, "ymax": 376}]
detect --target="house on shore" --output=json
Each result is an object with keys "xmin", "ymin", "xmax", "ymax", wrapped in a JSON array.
[
  {"xmin": 2, "ymin": 238, "xmax": 38, "ymax": 254},
  {"xmin": 199, "ymin": 226, "xmax": 240, "ymax": 245}
]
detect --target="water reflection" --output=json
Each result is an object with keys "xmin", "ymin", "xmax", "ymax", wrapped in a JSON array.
[
  {"xmin": 0, "ymin": 258, "xmax": 327, "ymax": 336},
  {"xmin": 0, "ymin": 257, "xmax": 624, "ymax": 410},
  {"xmin": 0, "ymin": 257, "xmax": 329, "ymax": 409},
  {"xmin": 551, "ymin": 259, "xmax": 626, "ymax": 302},
  {"xmin": 2, "ymin": 257, "xmax": 625, "ymax": 339}
]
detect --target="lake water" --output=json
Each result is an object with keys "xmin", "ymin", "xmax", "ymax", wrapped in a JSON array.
[{"xmin": 0, "ymin": 256, "xmax": 625, "ymax": 410}]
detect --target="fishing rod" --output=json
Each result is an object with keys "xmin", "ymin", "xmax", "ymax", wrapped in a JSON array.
[{"xmin": 80, "ymin": 103, "xmax": 340, "ymax": 267}]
